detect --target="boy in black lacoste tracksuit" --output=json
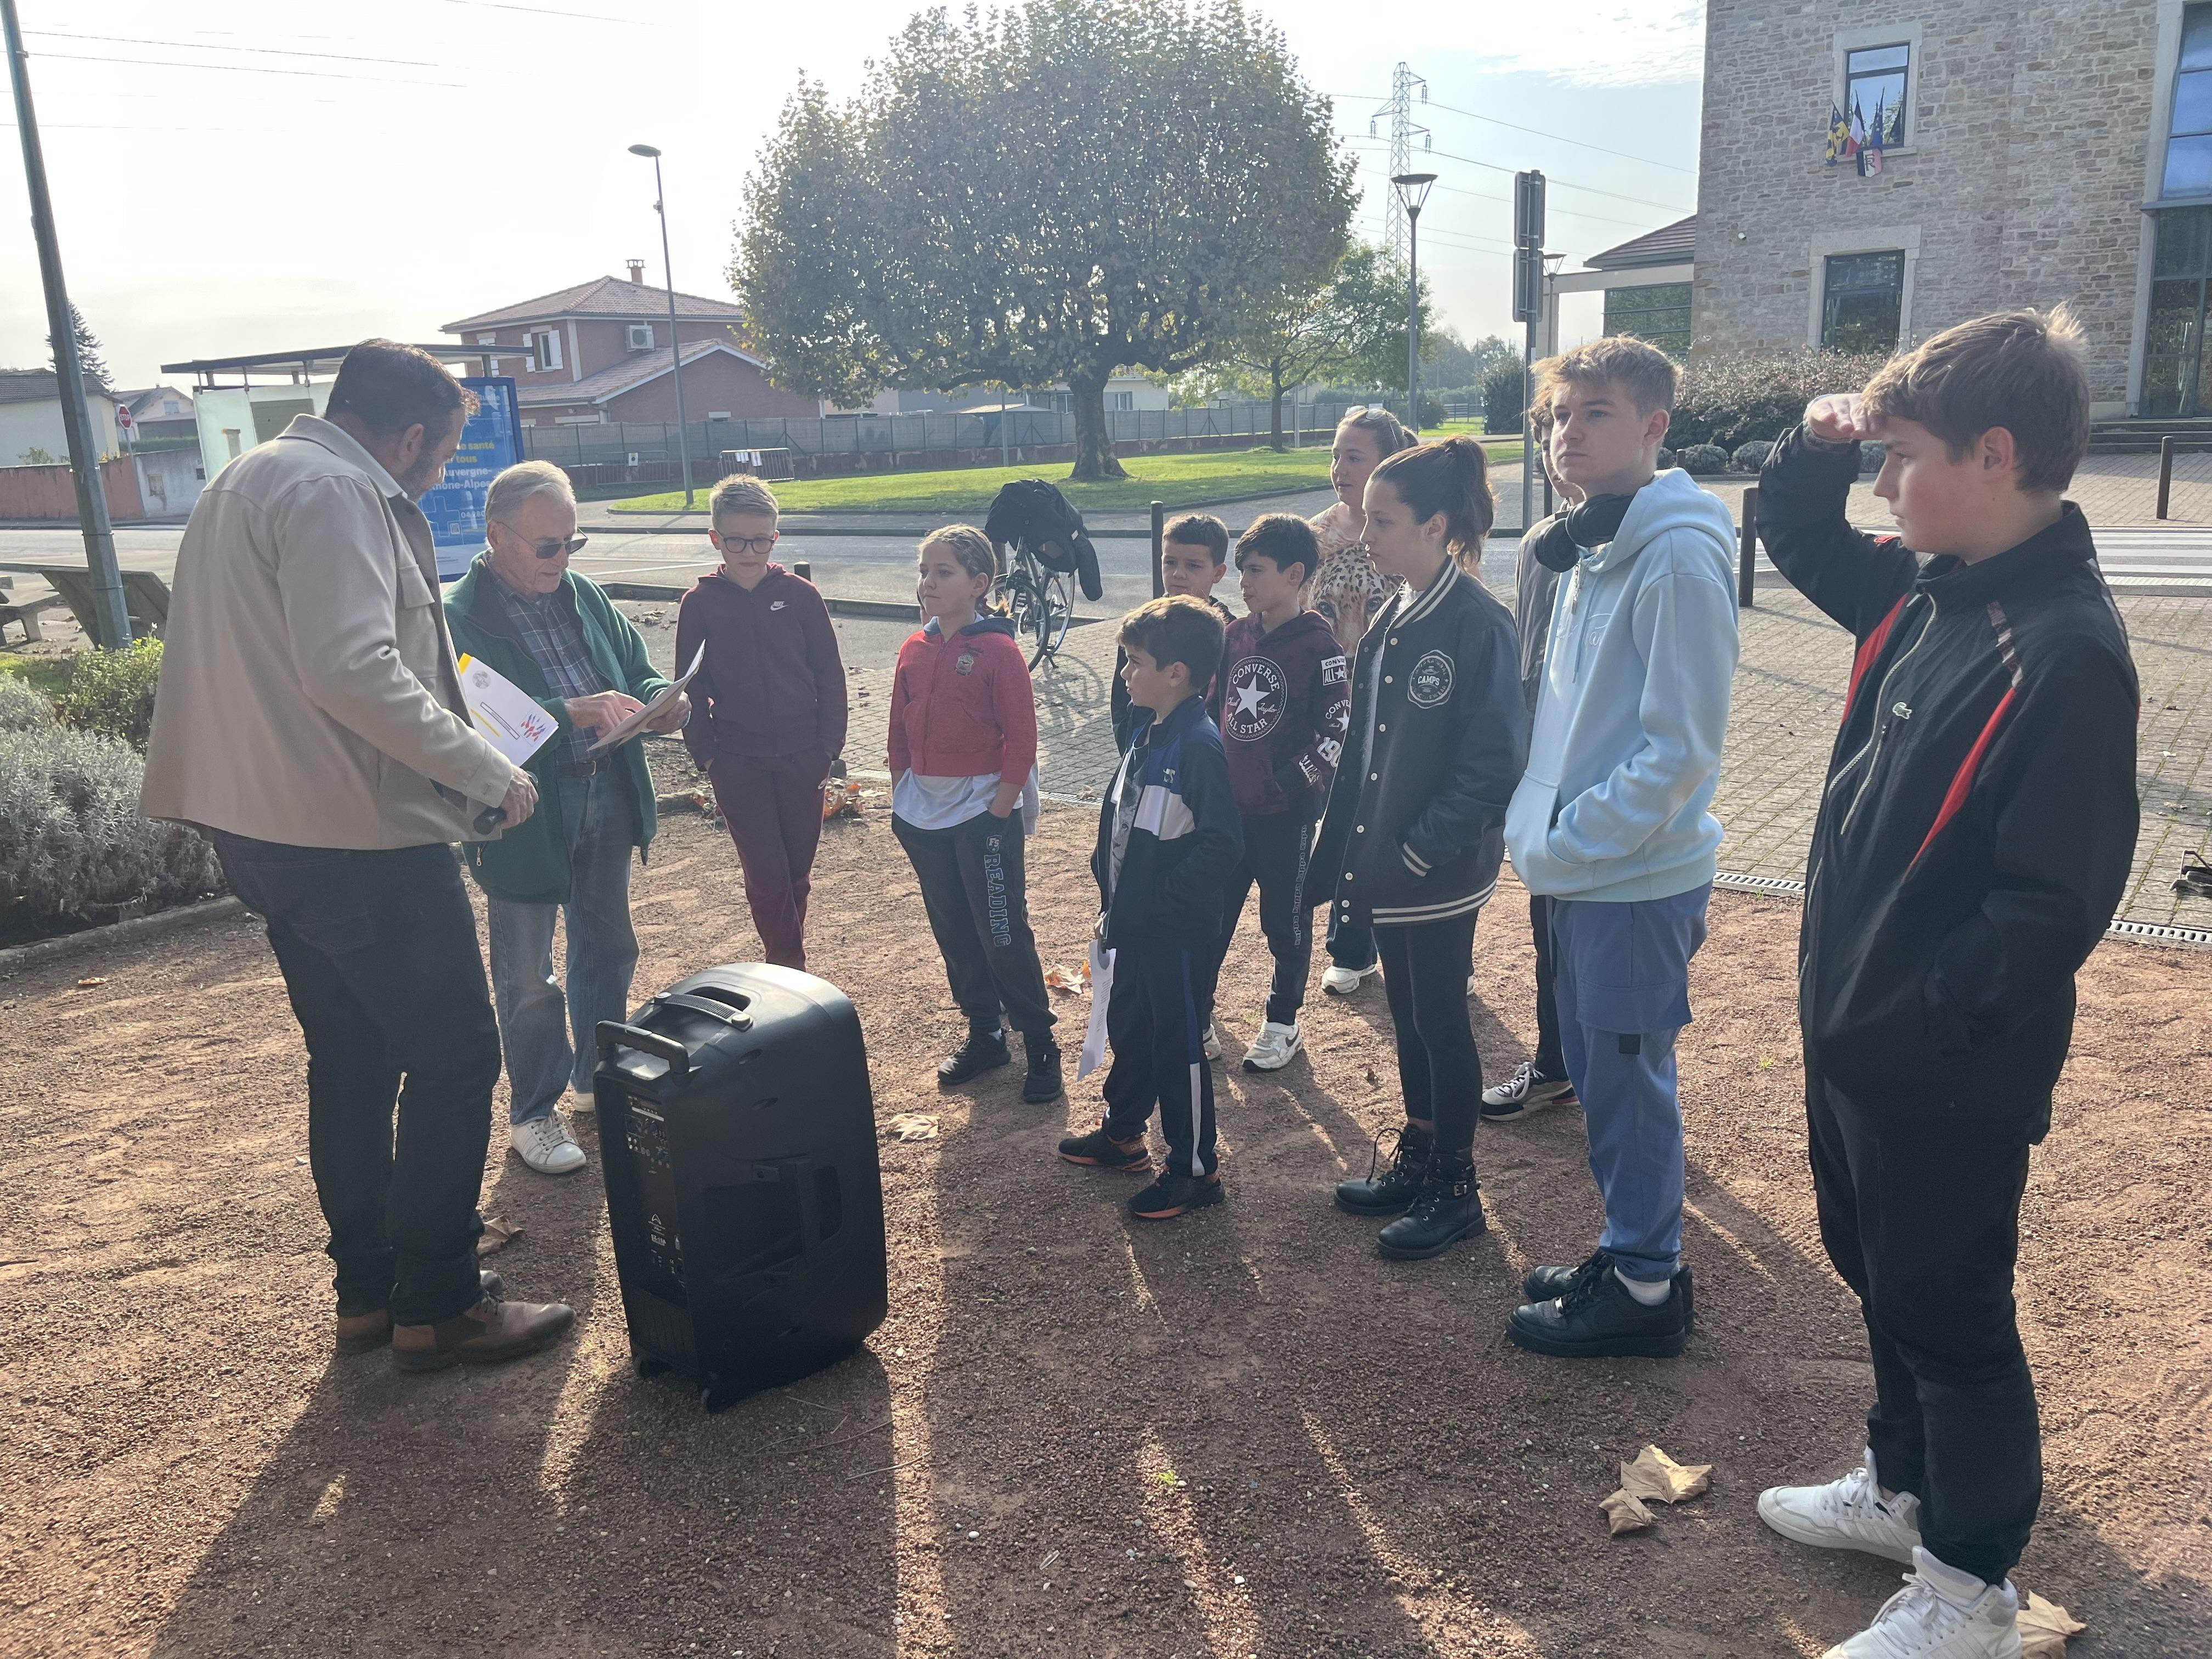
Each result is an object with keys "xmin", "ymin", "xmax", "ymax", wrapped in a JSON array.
[
  {"xmin": 1059, "ymin": 596, "xmax": 1242, "ymax": 1221},
  {"xmin": 1751, "ymin": 309, "xmax": 2138, "ymax": 1654},
  {"xmin": 1204, "ymin": 514, "xmax": 1350, "ymax": 1072}
]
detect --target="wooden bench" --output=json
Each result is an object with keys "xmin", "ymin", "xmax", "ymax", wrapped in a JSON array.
[{"xmin": 35, "ymin": 567, "xmax": 171, "ymax": 641}]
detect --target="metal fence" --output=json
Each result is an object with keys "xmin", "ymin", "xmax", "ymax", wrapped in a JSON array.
[{"xmin": 520, "ymin": 399, "xmax": 1456, "ymax": 473}]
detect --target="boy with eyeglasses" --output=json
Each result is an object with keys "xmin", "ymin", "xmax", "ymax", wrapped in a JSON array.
[{"xmin": 674, "ymin": 474, "xmax": 849, "ymax": 971}]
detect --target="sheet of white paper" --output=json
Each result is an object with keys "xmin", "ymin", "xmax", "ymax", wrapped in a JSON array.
[
  {"xmin": 585, "ymin": 643, "xmax": 706, "ymax": 755},
  {"xmin": 1079, "ymin": 940, "xmax": 1114, "ymax": 1080},
  {"xmin": 456, "ymin": 654, "xmax": 560, "ymax": 766}
]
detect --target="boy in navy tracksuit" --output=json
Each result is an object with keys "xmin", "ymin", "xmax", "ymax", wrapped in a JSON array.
[
  {"xmin": 1205, "ymin": 513, "xmax": 1349, "ymax": 1073},
  {"xmin": 1059, "ymin": 596, "xmax": 1242, "ymax": 1220}
]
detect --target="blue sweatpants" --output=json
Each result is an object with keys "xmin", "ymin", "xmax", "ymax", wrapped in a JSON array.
[{"xmin": 1548, "ymin": 884, "xmax": 1711, "ymax": 1285}]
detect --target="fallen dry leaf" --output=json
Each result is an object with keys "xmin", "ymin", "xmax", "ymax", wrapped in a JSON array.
[
  {"xmin": 476, "ymin": 1216, "xmax": 523, "ymax": 1258},
  {"xmin": 1600, "ymin": 1488, "xmax": 1654, "ymax": 1535},
  {"xmin": 1043, "ymin": 964, "xmax": 1088, "ymax": 996},
  {"xmin": 884, "ymin": 1113, "xmax": 940, "ymax": 1143},
  {"xmin": 2018, "ymin": 1592, "xmax": 2085, "ymax": 1657},
  {"xmin": 75, "ymin": 977, "xmax": 107, "ymax": 989},
  {"xmin": 1619, "ymin": 1444, "xmax": 1712, "ymax": 1504}
]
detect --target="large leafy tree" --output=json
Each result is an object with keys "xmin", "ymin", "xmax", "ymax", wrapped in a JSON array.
[
  {"xmin": 1220, "ymin": 246, "xmax": 1420, "ymax": 449},
  {"xmin": 733, "ymin": 0, "xmax": 1355, "ymax": 479}
]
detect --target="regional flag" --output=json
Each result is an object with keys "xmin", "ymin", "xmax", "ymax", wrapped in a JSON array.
[
  {"xmin": 1825, "ymin": 103, "xmax": 1849, "ymax": 166},
  {"xmin": 1858, "ymin": 93, "xmax": 1886, "ymax": 176}
]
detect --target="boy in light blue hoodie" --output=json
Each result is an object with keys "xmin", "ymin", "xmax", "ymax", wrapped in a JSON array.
[{"xmin": 1499, "ymin": 337, "xmax": 1739, "ymax": 1360}]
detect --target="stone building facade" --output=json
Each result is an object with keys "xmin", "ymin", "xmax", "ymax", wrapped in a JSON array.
[{"xmin": 1692, "ymin": 0, "xmax": 2207, "ymax": 416}]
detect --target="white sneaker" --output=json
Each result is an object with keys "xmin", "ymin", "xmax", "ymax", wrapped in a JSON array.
[
  {"xmin": 1321, "ymin": 961, "xmax": 1378, "ymax": 996},
  {"xmin": 1201, "ymin": 1023, "xmax": 1222, "ymax": 1062},
  {"xmin": 1242, "ymin": 1020, "xmax": 1303, "ymax": 1072},
  {"xmin": 511, "ymin": 1111, "xmax": 586, "ymax": 1176},
  {"xmin": 1758, "ymin": 1459, "xmax": 1923, "ymax": 1564},
  {"xmin": 1481, "ymin": 1060, "xmax": 1581, "ymax": 1121},
  {"xmin": 1824, "ymin": 1550, "xmax": 2022, "ymax": 1658}
]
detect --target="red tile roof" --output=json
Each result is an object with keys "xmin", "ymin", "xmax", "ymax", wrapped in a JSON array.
[
  {"xmin": 516, "ymin": 338, "xmax": 766, "ymax": 408},
  {"xmin": 443, "ymin": 275, "xmax": 747, "ymax": 333}
]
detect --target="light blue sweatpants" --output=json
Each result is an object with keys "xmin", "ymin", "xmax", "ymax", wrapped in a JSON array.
[{"xmin": 1547, "ymin": 884, "xmax": 1711, "ymax": 1284}]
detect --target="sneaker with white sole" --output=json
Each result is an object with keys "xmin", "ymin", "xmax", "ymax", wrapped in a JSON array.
[
  {"xmin": 1480, "ymin": 1060, "xmax": 1581, "ymax": 1122},
  {"xmin": 1321, "ymin": 961, "xmax": 1379, "ymax": 996},
  {"xmin": 1822, "ymin": 1550, "xmax": 2021, "ymax": 1658},
  {"xmin": 1242, "ymin": 1020, "xmax": 1302, "ymax": 1071},
  {"xmin": 511, "ymin": 1111, "xmax": 586, "ymax": 1176},
  {"xmin": 1201, "ymin": 1023, "xmax": 1223, "ymax": 1062},
  {"xmin": 1758, "ymin": 1458, "xmax": 1923, "ymax": 1564}
]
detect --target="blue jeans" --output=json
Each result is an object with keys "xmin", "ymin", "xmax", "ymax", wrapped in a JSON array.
[
  {"xmin": 1548, "ymin": 884, "xmax": 1711, "ymax": 1284},
  {"xmin": 487, "ymin": 771, "xmax": 640, "ymax": 1124}
]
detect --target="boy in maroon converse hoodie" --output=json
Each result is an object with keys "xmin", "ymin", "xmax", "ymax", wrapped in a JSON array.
[
  {"xmin": 1205, "ymin": 513, "xmax": 1350, "ymax": 1072},
  {"xmin": 675, "ymin": 475, "xmax": 847, "ymax": 971}
]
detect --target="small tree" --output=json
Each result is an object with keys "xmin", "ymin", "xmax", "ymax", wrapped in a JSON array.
[
  {"xmin": 1222, "ymin": 246, "xmax": 1417, "ymax": 449},
  {"xmin": 734, "ymin": 0, "xmax": 1355, "ymax": 480},
  {"xmin": 47, "ymin": 303, "xmax": 112, "ymax": 396},
  {"xmin": 1425, "ymin": 329, "xmax": 1516, "ymax": 393}
]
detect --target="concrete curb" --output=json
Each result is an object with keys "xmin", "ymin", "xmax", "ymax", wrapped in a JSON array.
[{"xmin": 0, "ymin": 894, "xmax": 246, "ymax": 976}]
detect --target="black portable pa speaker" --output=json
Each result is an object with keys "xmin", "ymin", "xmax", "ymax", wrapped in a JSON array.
[{"xmin": 593, "ymin": 965, "xmax": 888, "ymax": 1412}]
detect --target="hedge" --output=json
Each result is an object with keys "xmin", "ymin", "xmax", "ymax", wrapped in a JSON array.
[
  {"xmin": 1668, "ymin": 347, "xmax": 1891, "ymax": 453},
  {"xmin": 0, "ymin": 689, "xmax": 220, "ymax": 934},
  {"xmin": 53, "ymin": 637, "xmax": 163, "ymax": 750}
]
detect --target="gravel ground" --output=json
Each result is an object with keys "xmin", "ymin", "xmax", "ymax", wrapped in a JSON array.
[{"xmin": 2, "ymin": 804, "xmax": 2210, "ymax": 1657}]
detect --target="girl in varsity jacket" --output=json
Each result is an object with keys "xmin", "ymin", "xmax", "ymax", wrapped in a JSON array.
[{"xmin": 1313, "ymin": 436, "xmax": 1526, "ymax": 1261}]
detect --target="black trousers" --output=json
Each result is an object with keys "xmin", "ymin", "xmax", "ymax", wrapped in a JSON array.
[
  {"xmin": 1376, "ymin": 909, "xmax": 1484, "ymax": 1153},
  {"xmin": 214, "ymin": 833, "xmax": 502, "ymax": 1328},
  {"xmin": 1103, "ymin": 943, "xmax": 1216, "ymax": 1178},
  {"xmin": 891, "ymin": 811, "xmax": 1055, "ymax": 1040},
  {"xmin": 1808, "ymin": 1071, "xmax": 2041, "ymax": 1584},
  {"xmin": 1529, "ymin": 892, "xmax": 1565, "ymax": 1076},
  {"xmin": 1207, "ymin": 810, "xmax": 1314, "ymax": 1027}
]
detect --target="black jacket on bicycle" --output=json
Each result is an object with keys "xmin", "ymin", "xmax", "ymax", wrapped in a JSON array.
[
  {"xmin": 984, "ymin": 478, "xmax": 1104, "ymax": 601},
  {"xmin": 1311, "ymin": 555, "xmax": 1525, "ymax": 928}
]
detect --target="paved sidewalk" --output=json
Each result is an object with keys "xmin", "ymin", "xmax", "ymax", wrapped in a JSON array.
[{"xmin": 628, "ymin": 572, "xmax": 2212, "ymax": 932}]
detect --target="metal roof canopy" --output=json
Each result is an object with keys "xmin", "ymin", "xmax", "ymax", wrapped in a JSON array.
[{"xmin": 160, "ymin": 343, "xmax": 527, "ymax": 389}]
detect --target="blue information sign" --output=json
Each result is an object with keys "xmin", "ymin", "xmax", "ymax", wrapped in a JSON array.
[{"xmin": 422, "ymin": 377, "xmax": 525, "ymax": 582}]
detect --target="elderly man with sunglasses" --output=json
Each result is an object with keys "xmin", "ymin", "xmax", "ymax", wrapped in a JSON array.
[{"xmin": 445, "ymin": 460, "xmax": 689, "ymax": 1174}]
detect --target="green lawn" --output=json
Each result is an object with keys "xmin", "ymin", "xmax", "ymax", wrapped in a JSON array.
[
  {"xmin": 611, "ymin": 436, "xmax": 1522, "ymax": 517},
  {"xmin": 0, "ymin": 652, "xmax": 73, "ymax": 696}
]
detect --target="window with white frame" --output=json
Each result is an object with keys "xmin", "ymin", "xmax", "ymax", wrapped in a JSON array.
[
  {"xmin": 527, "ymin": 329, "xmax": 561, "ymax": 371},
  {"xmin": 1111, "ymin": 390, "xmax": 1135, "ymax": 411}
]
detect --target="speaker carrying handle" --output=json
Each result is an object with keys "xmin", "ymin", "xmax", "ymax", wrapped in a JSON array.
[
  {"xmin": 596, "ymin": 1020, "xmax": 691, "ymax": 1080},
  {"xmin": 652, "ymin": 991, "xmax": 755, "ymax": 1032}
]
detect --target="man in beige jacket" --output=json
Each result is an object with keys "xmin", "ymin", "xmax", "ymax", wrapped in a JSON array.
[{"xmin": 143, "ymin": 340, "xmax": 573, "ymax": 1373}]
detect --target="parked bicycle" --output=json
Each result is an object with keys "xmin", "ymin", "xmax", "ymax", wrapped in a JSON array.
[{"xmin": 983, "ymin": 478, "xmax": 1105, "ymax": 670}]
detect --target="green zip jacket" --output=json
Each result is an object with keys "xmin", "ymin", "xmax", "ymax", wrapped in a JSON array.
[{"xmin": 443, "ymin": 554, "xmax": 673, "ymax": 905}]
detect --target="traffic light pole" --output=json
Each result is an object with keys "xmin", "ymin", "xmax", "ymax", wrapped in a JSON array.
[{"xmin": 4, "ymin": 0, "xmax": 129, "ymax": 649}]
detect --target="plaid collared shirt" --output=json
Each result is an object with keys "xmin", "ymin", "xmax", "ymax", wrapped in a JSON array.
[{"xmin": 493, "ymin": 576, "xmax": 611, "ymax": 765}]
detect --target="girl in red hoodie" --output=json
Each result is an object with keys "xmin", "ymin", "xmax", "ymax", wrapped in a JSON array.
[
  {"xmin": 675, "ymin": 475, "xmax": 847, "ymax": 972},
  {"xmin": 888, "ymin": 525, "xmax": 1059, "ymax": 1103}
]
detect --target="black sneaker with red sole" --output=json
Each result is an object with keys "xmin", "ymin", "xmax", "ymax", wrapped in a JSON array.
[
  {"xmin": 1058, "ymin": 1125, "xmax": 1152, "ymax": 1172},
  {"xmin": 1128, "ymin": 1172, "xmax": 1223, "ymax": 1220}
]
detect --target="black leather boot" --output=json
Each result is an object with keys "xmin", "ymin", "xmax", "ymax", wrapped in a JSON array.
[
  {"xmin": 1334, "ymin": 1122, "xmax": 1433, "ymax": 1216},
  {"xmin": 1376, "ymin": 1149, "xmax": 1486, "ymax": 1260}
]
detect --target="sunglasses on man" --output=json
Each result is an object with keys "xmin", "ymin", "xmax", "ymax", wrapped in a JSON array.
[{"xmin": 496, "ymin": 521, "xmax": 590, "ymax": 560}]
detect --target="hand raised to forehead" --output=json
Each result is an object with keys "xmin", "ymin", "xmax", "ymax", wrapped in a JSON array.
[{"xmin": 1806, "ymin": 393, "xmax": 1877, "ymax": 445}]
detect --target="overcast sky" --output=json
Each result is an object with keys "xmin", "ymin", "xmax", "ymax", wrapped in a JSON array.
[{"xmin": 0, "ymin": 1, "xmax": 1703, "ymax": 390}]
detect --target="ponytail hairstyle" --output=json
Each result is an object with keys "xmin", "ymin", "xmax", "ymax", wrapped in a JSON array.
[
  {"xmin": 1335, "ymin": 404, "xmax": 1417, "ymax": 461},
  {"xmin": 920, "ymin": 523, "xmax": 1002, "ymax": 610},
  {"xmin": 1368, "ymin": 436, "xmax": 1496, "ymax": 568}
]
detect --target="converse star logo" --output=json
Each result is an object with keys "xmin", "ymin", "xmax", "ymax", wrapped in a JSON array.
[{"xmin": 1223, "ymin": 655, "xmax": 1286, "ymax": 741}]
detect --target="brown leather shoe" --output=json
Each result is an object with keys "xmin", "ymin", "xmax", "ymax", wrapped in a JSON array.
[
  {"xmin": 335, "ymin": 1270, "xmax": 506, "ymax": 1356},
  {"xmin": 391, "ymin": 1295, "xmax": 574, "ymax": 1373}
]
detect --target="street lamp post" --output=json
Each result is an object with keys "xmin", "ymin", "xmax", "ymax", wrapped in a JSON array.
[
  {"xmin": 628, "ymin": 143, "xmax": 694, "ymax": 510},
  {"xmin": 1538, "ymin": 251, "xmax": 1565, "ymax": 516},
  {"xmin": 1390, "ymin": 172, "xmax": 1437, "ymax": 436},
  {"xmin": 4, "ymin": 0, "xmax": 128, "ymax": 648}
]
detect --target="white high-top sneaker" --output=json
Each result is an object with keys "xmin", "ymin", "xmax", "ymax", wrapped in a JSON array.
[
  {"xmin": 511, "ymin": 1111, "xmax": 586, "ymax": 1176},
  {"xmin": 1758, "ymin": 1454, "xmax": 1924, "ymax": 1563},
  {"xmin": 1320, "ymin": 961, "xmax": 1378, "ymax": 995},
  {"xmin": 1824, "ymin": 1548, "xmax": 2022, "ymax": 1658}
]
